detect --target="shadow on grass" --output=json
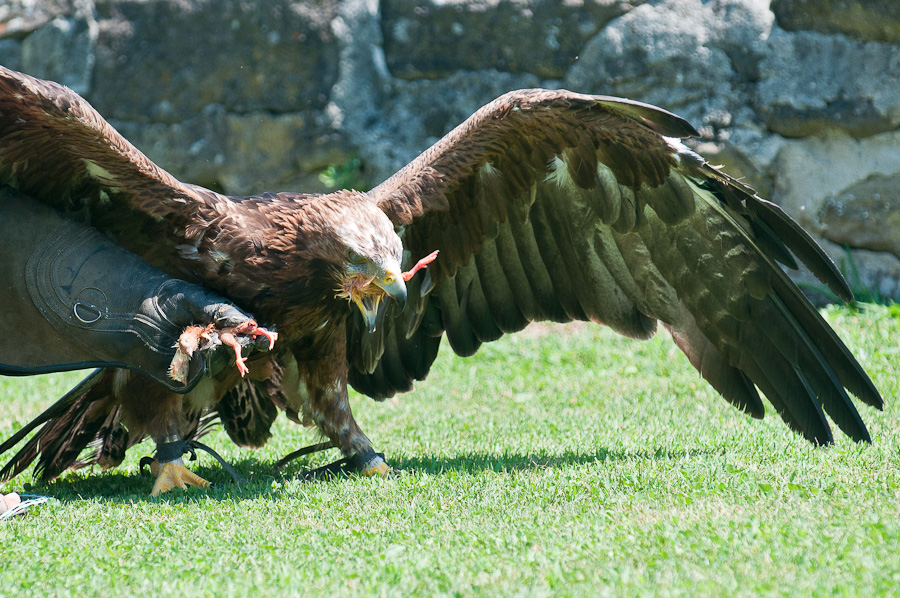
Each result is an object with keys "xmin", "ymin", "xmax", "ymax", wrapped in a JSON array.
[
  {"xmin": 21, "ymin": 445, "xmax": 720, "ymax": 504},
  {"xmin": 388, "ymin": 446, "xmax": 721, "ymax": 475},
  {"xmin": 258, "ymin": 444, "xmax": 722, "ymax": 484},
  {"xmin": 21, "ymin": 456, "xmax": 286, "ymax": 505}
]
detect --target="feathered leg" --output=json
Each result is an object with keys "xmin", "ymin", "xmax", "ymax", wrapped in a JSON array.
[
  {"xmin": 284, "ymin": 252, "xmax": 440, "ymax": 476},
  {"xmin": 305, "ymin": 385, "xmax": 391, "ymax": 478},
  {"xmin": 292, "ymin": 346, "xmax": 391, "ymax": 477},
  {"xmin": 0, "ymin": 368, "xmax": 219, "ymax": 495}
]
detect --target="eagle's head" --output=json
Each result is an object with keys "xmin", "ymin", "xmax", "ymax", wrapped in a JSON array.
[
  {"xmin": 277, "ymin": 190, "xmax": 437, "ymax": 335},
  {"xmin": 334, "ymin": 235, "xmax": 406, "ymax": 334},
  {"xmin": 308, "ymin": 192, "xmax": 407, "ymax": 333}
]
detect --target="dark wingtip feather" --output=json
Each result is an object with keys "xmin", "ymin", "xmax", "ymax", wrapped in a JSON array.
[
  {"xmin": 595, "ymin": 97, "xmax": 700, "ymax": 139},
  {"xmin": 0, "ymin": 369, "xmax": 104, "ymax": 458},
  {"xmin": 749, "ymin": 198, "xmax": 853, "ymax": 303}
]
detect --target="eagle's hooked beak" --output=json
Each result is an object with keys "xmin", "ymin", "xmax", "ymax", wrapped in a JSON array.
[
  {"xmin": 352, "ymin": 292, "xmax": 382, "ymax": 334},
  {"xmin": 348, "ymin": 252, "xmax": 438, "ymax": 333},
  {"xmin": 376, "ymin": 268, "xmax": 407, "ymax": 311},
  {"xmin": 351, "ymin": 268, "xmax": 407, "ymax": 333}
]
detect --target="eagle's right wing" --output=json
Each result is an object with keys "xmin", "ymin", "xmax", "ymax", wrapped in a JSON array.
[{"xmin": 349, "ymin": 89, "xmax": 881, "ymax": 445}]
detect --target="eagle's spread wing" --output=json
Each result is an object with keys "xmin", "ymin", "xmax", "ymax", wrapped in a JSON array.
[
  {"xmin": 0, "ymin": 65, "xmax": 229, "ymax": 271},
  {"xmin": 350, "ymin": 89, "xmax": 881, "ymax": 445}
]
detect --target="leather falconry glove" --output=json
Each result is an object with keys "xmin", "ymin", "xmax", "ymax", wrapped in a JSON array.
[{"xmin": 0, "ymin": 186, "xmax": 269, "ymax": 392}]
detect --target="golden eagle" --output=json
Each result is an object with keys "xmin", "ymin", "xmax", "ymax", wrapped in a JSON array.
[{"xmin": 0, "ymin": 65, "xmax": 883, "ymax": 493}]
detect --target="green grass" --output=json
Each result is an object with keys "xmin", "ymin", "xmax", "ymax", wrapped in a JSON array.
[{"xmin": 2, "ymin": 304, "xmax": 899, "ymax": 597}]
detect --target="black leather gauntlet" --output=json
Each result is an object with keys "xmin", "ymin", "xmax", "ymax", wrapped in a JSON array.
[{"xmin": 0, "ymin": 186, "xmax": 263, "ymax": 392}]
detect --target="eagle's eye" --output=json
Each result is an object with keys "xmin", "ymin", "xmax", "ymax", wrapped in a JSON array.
[{"xmin": 347, "ymin": 249, "xmax": 367, "ymax": 264}]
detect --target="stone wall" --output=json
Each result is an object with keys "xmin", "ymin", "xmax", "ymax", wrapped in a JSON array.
[{"xmin": 2, "ymin": 0, "xmax": 899, "ymax": 301}]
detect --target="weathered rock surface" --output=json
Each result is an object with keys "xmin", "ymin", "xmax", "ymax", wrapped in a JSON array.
[
  {"xmin": 772, "ymin": 0, "xmax": 900, "ymax": 45},
  {"xmin": 91, "ymin": 0, "xmax": 339, "ymax": 122},
  {"xmin": 16, "ymin": 0, "xmax": 96, "ymax": 93},
  {"xmin": 818, "ymin": 174, "xmax": 900, "ymax": 258},
  {"xmin": 382, "ymin": 0, "xmax": 641, "ymax": 80},
  {"xmin": 757, "ymin": 30, "xmax": 900, "ymax": 138},
  {"xmin": 0, "ymin": 0, "xmax": 78, "ymax": 37},
  {"xmin": 1, "ymin": 0, "xmax": 899, "ymax": 301}
]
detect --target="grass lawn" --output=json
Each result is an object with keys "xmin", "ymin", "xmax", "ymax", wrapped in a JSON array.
[{"xmin": 1, "ymin": 304, "xmax": 899, "ymax": 597}]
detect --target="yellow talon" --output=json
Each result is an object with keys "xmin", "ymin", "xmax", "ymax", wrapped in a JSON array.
[
  {"xmin": 148, "ymin": 460, "xmax": 211, "ymax": 496},
  {"xmin": 361, "ymin": 460, "xmax": 393, "ymax": 477}
]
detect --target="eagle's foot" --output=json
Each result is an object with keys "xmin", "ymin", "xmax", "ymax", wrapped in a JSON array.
[
  {"xmin": 357, "ymin": 452, "xmax": 393, "ymax": 477},
  {"xmin": 148, "ymin": 459, "xmax": 211, "ymax": 497},
  {"xmin": 140, "ymin": 439, "xmax": 243, "ymax": 495},
  {"xmin": 290, "ymin": 443, "xmax": 399, "ymax": 480},
  {"xmin": 273, "ymin": 441, "xmax": 394, "ymax": 479}
]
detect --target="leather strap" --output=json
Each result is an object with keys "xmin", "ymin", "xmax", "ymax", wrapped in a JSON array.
[{"xmin": 140, "ymin": 439, "xmax": 245, "ymax": 485}]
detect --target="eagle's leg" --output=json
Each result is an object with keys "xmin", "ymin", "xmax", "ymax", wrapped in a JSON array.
[
  {"xmin": 116, "ymin": 373, "xmax": 211, "ymax": 495},
  {"xmin": 147, "ymin": 426, "xmax": 210, "ymax": 497},
  {"xmin": 304, "ymin": 381, "xmax": 392, "ymax": 477},
  {"xmin": 318, "ymin": 415, "xmax": 392, "ymax": 478}
]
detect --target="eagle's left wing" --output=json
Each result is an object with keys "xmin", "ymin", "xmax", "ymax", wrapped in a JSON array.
[
  {"xmin": 348, "ymin": 89, "xmax": 881, "ymax": 445},
  {"xmin": 0, "ymin": 65, "xmax": 229, "ymax": 270}
]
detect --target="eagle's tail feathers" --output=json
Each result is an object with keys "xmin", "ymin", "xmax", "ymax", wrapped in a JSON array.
[{"xmin": 0, "ymin": 369, "xmax": 118, "ymax": 481}]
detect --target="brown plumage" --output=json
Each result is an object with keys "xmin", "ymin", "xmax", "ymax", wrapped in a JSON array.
[{"xmin": 0, "ymin": 64, "xmax": 884, "ymax": 486}]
